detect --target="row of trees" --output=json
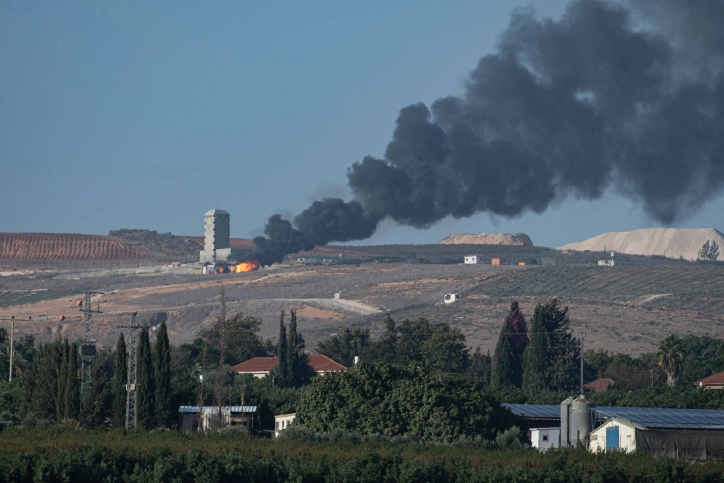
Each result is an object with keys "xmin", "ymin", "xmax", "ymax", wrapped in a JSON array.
[{"xmin": 19, "ymin": 321, "xmax": 173, "ymax": 429}]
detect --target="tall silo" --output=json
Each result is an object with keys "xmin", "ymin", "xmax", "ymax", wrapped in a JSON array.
[
  {"xmin": 560, "ymin": 396, "xmax": 574, "ymax": 447},
  {"xmin": 570, "ymin": 396, "xmax": 595, "ymax": 448}
]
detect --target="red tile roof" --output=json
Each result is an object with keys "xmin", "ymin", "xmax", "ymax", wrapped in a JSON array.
[
  {"xmin": 230, "ymin": 354, "xmax": 347, "ymax": 374},
  {"xmin": 584, "ymin": 378, "xmax": 615, "ymax": 393},
  {"xmin": 693, "ymin": 371, "xmax": 724, "ymax": 387}
]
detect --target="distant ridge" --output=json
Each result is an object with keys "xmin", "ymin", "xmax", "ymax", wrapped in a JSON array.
[
  {"xmin": 439, "ymin": 233, "xmax": 533, "ymax": 246},
  {"xmin": 558, "ymin": 228, "xmax": 724, "ymax": 261}
]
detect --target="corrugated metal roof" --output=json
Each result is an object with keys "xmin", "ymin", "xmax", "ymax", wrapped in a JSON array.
[
  {"xmin": 230, "ymin": 354, "xmax": 347, "ymax": 373},
  {"xmin": 503, "ymin": 403, "xmax": 724, "ymax": 429},
  {"xmin": 178, "ymin": 406, "xmax": 257, "ymax": 413}
]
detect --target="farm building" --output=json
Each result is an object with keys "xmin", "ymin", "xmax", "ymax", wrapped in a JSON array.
[
  {"xmin": 693, "ymin": 371, "xmax": 724, "ymax": 390},
  {"xmin": 178, "ymin": 405, "xmax": 257, "ymax": 432},
  {"xmin": 530, "ymin": 428, "xmax": 561, "ymax": 451},
  {"xmin": 230, "ymin": 354, "xmax": 346, "ymax": 379},
  {"xmin": 491, "ymin": 258, "xmax": 506, "ymax": 265},
  {"xmin": 444, "ymin": 293, "xmax": 461, "ymax": 304},
  {"xmin": 504, "ymin": 403, "xmax": 724, "ymax": 460},
  {"xmin": 463, "ymin": 254, "xmax": 483, "ymax": 264},
  {"xmin": 275, "ymin": 413, "xmax": 296, "ymax": 437}
]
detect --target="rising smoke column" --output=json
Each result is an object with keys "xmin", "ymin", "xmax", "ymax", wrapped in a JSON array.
[{"xmin": 253, "ymin": 0, "xmax": 724, "ymax": 265}]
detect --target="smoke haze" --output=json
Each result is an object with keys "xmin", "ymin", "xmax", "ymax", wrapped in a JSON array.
[{"xmin": 253, "ymin": 0, "xmax": 724, "ymax": 265}]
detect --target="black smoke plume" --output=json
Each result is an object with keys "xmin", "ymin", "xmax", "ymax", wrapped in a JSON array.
[{"xmin": 254, "ymin": 0, "xmax": 724, "ymax": 265}]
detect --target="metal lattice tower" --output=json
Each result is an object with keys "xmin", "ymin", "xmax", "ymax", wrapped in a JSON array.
[
  {"xmin": 75, "ymin": 291, "xmax": 103, "ymax": 400},
  {"xmin": 118, "ymin": 313, "xmax": 140, "ymax": 430}
]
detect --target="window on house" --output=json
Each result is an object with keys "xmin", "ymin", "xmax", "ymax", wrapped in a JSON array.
[{"xmin": 542, "ymin": 435, "xmax": 549, "ymax": 442}]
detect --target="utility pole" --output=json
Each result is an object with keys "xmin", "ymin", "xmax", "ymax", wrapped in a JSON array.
[
  {"xmin": 118, "ymin": 313, "xmax": 141, "ymax": 430},
  {"xmin": 2, "ymin": 315, "xmax": 65, "ymax": 382},
  {"xmin": 74, "ymin": 291, "xmax": 103, "ymax": 400}
]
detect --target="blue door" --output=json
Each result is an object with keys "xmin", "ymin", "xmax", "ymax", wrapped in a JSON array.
[{"xmin": 606, "ymin": 426, "xmax": 620, "ymax": 451}]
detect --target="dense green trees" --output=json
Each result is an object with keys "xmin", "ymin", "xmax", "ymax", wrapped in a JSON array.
[
  {"xmin": 317, "ymin": 316, "xmax": 470, "ymax": 373},
  {"xmin": 155, "ymin": 321, "xmax": 172, "ymax": 428},
  {"xmin": 315, "ymin": 328, "xmax": 371, "ymax": 367},
  {"xmin": 80, "ymin": 359, "xmax": 111, "ymax": 428},
  {"xmin": 296, "ymin": 362, "xmax": 517, "ymax": 442},
  {"xmin": 136, "ymin": 327, "xmax": 155, "ymax": 429},
  {"xmin": 492, "ymin": 301, "xmax": 528, "ymax": 388},
  {"xmin": 522, "ymin": 298, "xmax": 580, "ymax": 393},
  {"xmin": 111, "ymin": 334, "xmax": 127, "ymax": 428},
  {"xmin": 273, "ymin": 311, "xmax": 313, "ymax": 388}
]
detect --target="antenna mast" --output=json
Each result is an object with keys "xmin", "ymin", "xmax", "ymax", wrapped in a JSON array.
[
  {"xmin": 74, "ymin": 291, "xmax": 103, "ymax": 399},
  {"xmin": 118, "ymin": 313, "xmax": 140, "ymax": 430}
]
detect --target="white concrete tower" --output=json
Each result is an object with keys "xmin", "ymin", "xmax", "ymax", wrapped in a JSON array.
[{"xmin": 200, "ymin": 209, "xmax": 231, "ymax": 262}]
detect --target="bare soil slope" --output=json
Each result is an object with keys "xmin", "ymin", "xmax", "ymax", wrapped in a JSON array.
[
  {"xmin": 0, "ymin": 233, "xmax": 149, "ymax": 261},
  {"xmin": 558, "ymin": 228, "xmax": 724, "ymax": 261},
  {"xmin": 440, "ymin": 233, "xmax": 533, "ymax": 246}
]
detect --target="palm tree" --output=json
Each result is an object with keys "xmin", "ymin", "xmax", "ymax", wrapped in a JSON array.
[{"xmin": 658, "ymin": 334, "xmax": 684, "ymax": 387}]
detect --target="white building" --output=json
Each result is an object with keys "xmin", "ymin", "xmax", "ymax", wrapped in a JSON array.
[
  {"xmin": 444, "ymin": 293, "xmax": 461, "ymax": 304},
  {"xmin": 464, "ymin": 254, "xmax": 482, "ymax": 264},
  {"xmin": 598, "ymin": 259, "xmax": 615, "ymax": 267},
  {"xmin": 199, "ymin": 209, "xmax": 247, "ymax": 263},
  {"xmin": 530, "ymin": 428, "xmax": 561, "ymax": 451},
  {"xmin": 590, "ymin": 417, "xmax": 642, "ymax": 453},
  {"xmin": 275, "ymin": 413, "xmax": 296, "ymax": 437}
]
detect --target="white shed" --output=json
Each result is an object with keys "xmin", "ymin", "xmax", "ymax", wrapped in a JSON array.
[
  {"xmin": 275, "ymin": 413, "xmax": 296, "ymax": 437},
  {"xmin": 530, "ymin": 428, "xmax": 560, "ymax": 451},
  {"xmin": 444, "ymin": 293, "xmax": 461, "ymax": 304},
  {"xmin": 464, "ymin": 255, "xmax": 482, "ymax": 264},
  {"xmin": 589, "ymin": 417, "xmax": 642, "ymax": 453}
]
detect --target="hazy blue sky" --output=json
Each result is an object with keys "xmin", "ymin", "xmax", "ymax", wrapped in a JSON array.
[{"xmin": 2, "ymin": 1, "xmax": 721, "ymax": 248}]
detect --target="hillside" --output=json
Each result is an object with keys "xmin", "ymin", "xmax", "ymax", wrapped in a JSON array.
[
  {"xmin": 558, "ymin": 228, "xmax": 724, "ymax": 261},
  {"xmin": 0, "ymin": 233, "xmax": 148, "ymax": 261},
  {"xmin": 439, "ymin": 233, "xmax": 533, "ymax": 246}
]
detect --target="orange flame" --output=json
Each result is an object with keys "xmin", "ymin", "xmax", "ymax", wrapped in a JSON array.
[{"xmin": 231, "ymin": 260, "xmax": 260, "ymax": 273}]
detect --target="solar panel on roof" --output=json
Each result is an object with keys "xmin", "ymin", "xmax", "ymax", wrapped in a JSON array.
[{"xmin": 504, "ymin": 403, "xmax": 724, "ymax": 429}]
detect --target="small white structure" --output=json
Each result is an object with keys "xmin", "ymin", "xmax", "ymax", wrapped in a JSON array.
[
  {"xmin": 444, "ymin": 293, "xmax": 461, "ymax": 304},
  {"xmin": 464, "ymin": 254, "xmax": 482, "ymax": 264},
  {"xmin": 589, "ymin": 417, "xmax": 640, "ymax": 453},
  {"xmin": 275, "ymin": 413, "xmax": 296, "ymax": 437},
  {"xmin": 598, "ymin": 259, "xmax": 615, "ymax": 267},
  {"xmin": 530, "ymin": 428, "xmax": 561, "ymax": 451}
]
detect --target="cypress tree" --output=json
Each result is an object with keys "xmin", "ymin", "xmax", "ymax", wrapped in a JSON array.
[
  {"xmin": 65, "ymin": 342, "xmax": 80, "ymax": 419},
  {"xmin": 154, "ymin": 320, "xmax": 172, "ymax": 428},
  {"xmin": 276, "ymin": 311, "xmax": 289, "ymax": 387},
  {"xmin": 56, "ymin": 339, "xmax": 69, "ymax": 420},
  {"xmin": 111, "ymin": 333, "xmax": 128, "ymax": 428},
  {"xmin": 136, "ymin": 327, "xmax": 156, "ymax": 429},
  {"xmin": 287, "ymin": 310, "xmax": 313, "ymax": 387},
  {"xmin": 80, "ymin": 359, "xmax": 111, "ymax": 428},
  {"xmin": 491, "ymin": 301, "xmax": 528, "ymax": 388},
  {"xmin": 491, "ymin": 326, "xmax": 515, "ymax": 388},
  {"xmin": 523, "ymin": 304, "xmax": 549, "ymax": 393}
]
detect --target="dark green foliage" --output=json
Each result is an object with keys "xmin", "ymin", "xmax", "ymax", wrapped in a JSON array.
[
  {"xmin": 468, "ymin": 348, "xmax": 491, "ymax": 387},
  {"xmin": 0, "ymin": 430, "xmax": 723, "ymax": 483},
  {"xmin": 698, "ymin": 240, "xmax": 720, "ymax": 261},
  {"xmin": 273, "ymin": 311, "xmax": 314, "ymax": 388},
  {"xmin": 421, "ymin": 323, "xmax": 469, "ymax": 373},
  {"xmin": 111, "ymin": 333, "xmax": 127, "ymax": 428},
  {"xmin": 396, "ymin": 318, "xmax": 433, "ymax": 364},
  {"xmin": 136, "ymin": 327, "xmax": 155, "ymax": 429},
  {"xmin": 275, "ymin": 311, "xmax": 289, "ymax": 386},
  {"xmin": 80, "ymin": 359, "xmax": 111, "ymax": 428},
  {"xmin": 316, "ymin": 327, "xmax": 371, "ymax": 367},
  {"xmin": 492, "ymin": 301, "xmax": 528, "ymax": 388},
  {"xmin": 296, "ymin": 361, "xmax": 516, "ymax": 442},
  {"xmin": 22, "ymin": 339, "xmax": 63, "ymax": 422},
  {"xmin": 659, "ymin": 334, "xmax": 685, "ymax": 387},
  {"xmin": 55, "ymin": 340, "xmax": 69, "ymax": 420},
  {"xmin": 64, "ymin": 342, "xmax": 80, "ymax": 420},
  {"xmin": 154, "ymin": 321, "xmax": 172, "ymax": 428},
  {"xmin": 244, "ymin": 376, "xmax": 301, "ymax": 429},
  {"xmin": 523, "ymin": 298, "xmax": 579, "ymax": 392},
  {"xmin": 199, "ymin": 311, "xmax": 269, "ymax": 365}
]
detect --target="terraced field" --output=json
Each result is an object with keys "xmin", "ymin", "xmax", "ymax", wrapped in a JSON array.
[{"xmin": 0, "ymin": 233, "xmax": 148, "ymax": 260}]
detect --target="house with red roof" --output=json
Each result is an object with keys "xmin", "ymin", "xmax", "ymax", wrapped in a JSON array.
[
  {"xmin": 230, "ymin": 354, "xmax": 347, "ymax": 378},
  {"xmin": 693, "ymin": 371, "xmax": 724, "ymax": 390}
]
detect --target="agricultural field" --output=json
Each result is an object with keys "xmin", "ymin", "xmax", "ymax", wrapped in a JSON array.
[{"xmin": 0, "ymin": 233, "xmax": 148, "ymax": 261}]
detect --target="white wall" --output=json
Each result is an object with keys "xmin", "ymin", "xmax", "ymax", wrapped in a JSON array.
[
  {"xmin": 589, "ymin": 420, "xmax": 637, "ymax": 453},
  {"xmin": 531, "ymin": 428, "xmax": 560, "ymax": 451}
]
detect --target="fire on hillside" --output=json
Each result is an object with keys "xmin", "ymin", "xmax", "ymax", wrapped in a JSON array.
[{"xmin": 231, "ymin": 260, "xmax": 260, "ymax": 273}]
